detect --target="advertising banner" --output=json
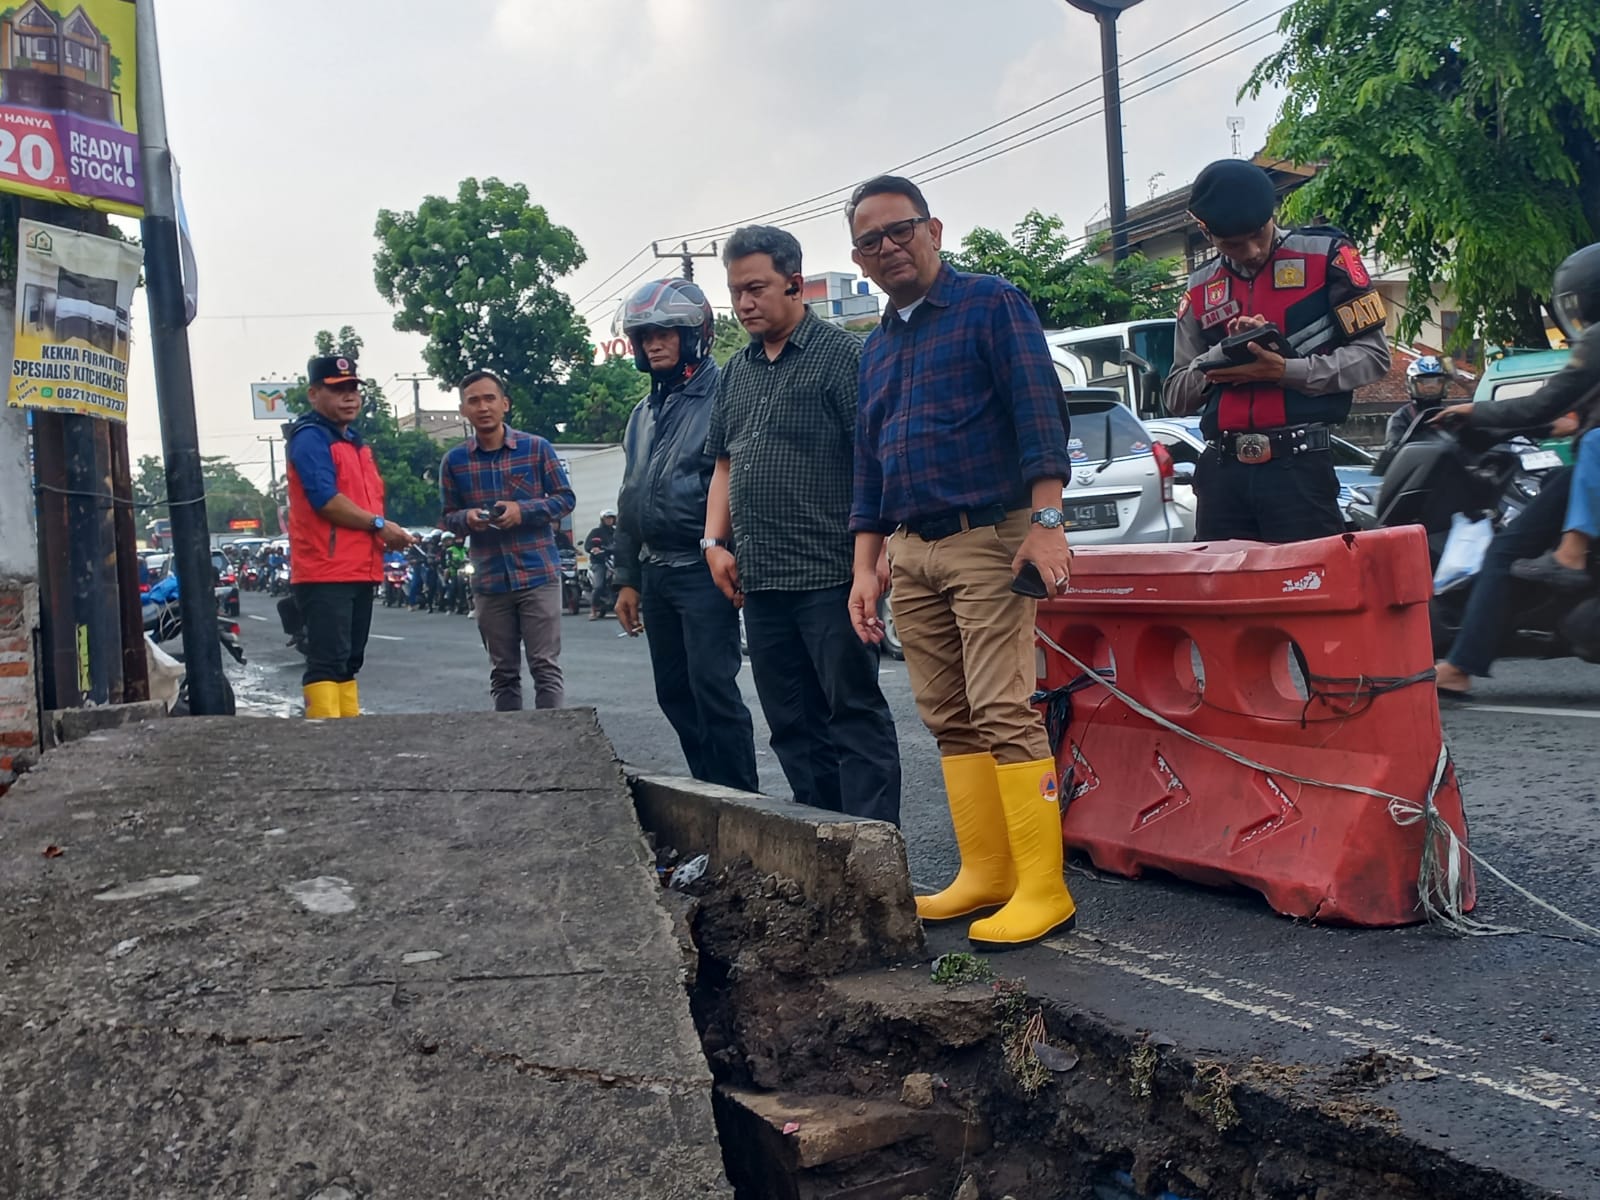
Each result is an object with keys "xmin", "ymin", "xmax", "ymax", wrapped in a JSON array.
[
  {"xmin": 0, "ymin": 0, "xmax": 142, "ymax": 214},
  {"xmin": 8, "ymin": 216, "xmax": 140, "ymax": 421},
  {"xmin": 250, "ymin": 381, "xmax": 292, "ymax": 421}
]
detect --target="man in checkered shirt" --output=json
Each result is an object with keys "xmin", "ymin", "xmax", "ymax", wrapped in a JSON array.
[{"xmin": 703, "ymin": 225, "xmax": 900, "ymax": 826}]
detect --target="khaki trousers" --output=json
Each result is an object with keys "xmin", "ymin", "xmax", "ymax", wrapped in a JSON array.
[{"xmin": 886, "ymin": 509, "xmax": 1051, "ymax": 764}]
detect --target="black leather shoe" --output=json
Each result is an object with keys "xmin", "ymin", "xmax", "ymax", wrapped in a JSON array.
[{"xmin": 1510, "ymin": 551, "xmax": 1593, "ymax": 591}]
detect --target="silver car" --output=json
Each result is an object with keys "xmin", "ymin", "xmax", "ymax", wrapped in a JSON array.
[{"xmin": 1058, "ymin": 389, "xmax": 1186, "ymax": 545}]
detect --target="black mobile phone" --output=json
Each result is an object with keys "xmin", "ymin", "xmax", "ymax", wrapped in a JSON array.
[
  {"xmin": 1220, "ymin": 322, "xmax": 1297, "ymax": 364},
  {"xmin": 1011, "ymin": 561, "xmax": 1048, "ymax": 599}
]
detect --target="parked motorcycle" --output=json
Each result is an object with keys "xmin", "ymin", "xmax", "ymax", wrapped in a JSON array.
[
  {"xmin": 586, "ymin": 545, "xmax": 614, "ymax": 618},
  {"xmin": 1368, "ymin": 422, "xmax": 1597, "ymax": 662},
  {"xmin": 142, "ymin": 595, "xmax": 244, "ymax": 715},
  {"xmin": 560, "ymin": 548, "xmax": 583, "ymax": 616}
]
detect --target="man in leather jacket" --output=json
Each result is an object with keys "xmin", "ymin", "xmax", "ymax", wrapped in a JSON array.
[
  {"xmin": 612, "ymin": 279, "xmax": 759, "ymax": 791},
  {"xmin": 1430, "ymin": 243, "xmax": 1600, "ymax": 697}
]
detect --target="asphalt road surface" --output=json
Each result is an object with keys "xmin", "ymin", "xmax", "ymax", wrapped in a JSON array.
[{"xmin": 234, "ymin": 588, "xmax": 1600, "ymax": 1195}]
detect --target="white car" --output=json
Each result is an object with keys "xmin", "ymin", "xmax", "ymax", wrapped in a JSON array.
[{"xmin": 1058, "ymin": 389, "xmax": 1187, "ymax": 544}]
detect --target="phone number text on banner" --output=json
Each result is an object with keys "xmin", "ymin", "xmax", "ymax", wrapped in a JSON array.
[{"xmin": 9, "ymin": 218, "xmax": 143, "ymax": 423}]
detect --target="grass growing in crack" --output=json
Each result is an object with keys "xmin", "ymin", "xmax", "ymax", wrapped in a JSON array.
[
  {"xmin": 1129, "ymin": 1042, "xmax": 1158, "ymax": 1100},
  {"xmin": 1192, "ymin": 1060, "xmax": 1241, "ymax": 1132},
  {"xmin": 993, "ymin": 980, "xmax": 1050, "ymax": 1095},
  {"xmin": 931, "ymin": 952, "xmax": 997, "ymax": 987}
]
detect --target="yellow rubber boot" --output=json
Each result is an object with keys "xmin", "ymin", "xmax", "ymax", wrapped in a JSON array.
[
  {"xmin": 337, "ymin": 680, "xmax": 360, "ymax": 718},
  {"xmin": 915, "ymin": 753, "xmax": 1017, "ymax": 924},
  {"xmin": 968, "ymin": 758, "xmax": 1077, "ymax": 949},
  {"xmin": 302, "ymin": 682, "xmax": 342, "ymax": 720}
]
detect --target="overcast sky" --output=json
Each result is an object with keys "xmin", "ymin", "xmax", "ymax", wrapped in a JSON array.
[{"xmin": 121, "ymin": 0, "xmax": 1287, "ymax": 486}]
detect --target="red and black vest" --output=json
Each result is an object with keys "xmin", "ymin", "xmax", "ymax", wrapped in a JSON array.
[
  {"xmin": 286, "ymin": 417, "xmax": 386, "ymax": 585},
  {"xmin": 1181, "ymin": 230, "xmax": 1384, "ymax": 437}
]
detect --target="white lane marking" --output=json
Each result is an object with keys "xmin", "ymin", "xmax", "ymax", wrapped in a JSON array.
[
  {"xmin": 1450, "ymin": 703, "xmax": 1600, "ymax": 721},
  {"xmin": 245, "ymin": 614, "xmax": 268, "ymax": 622},
  {"xmin": 1043, "ymin": 934, "xmax": 1600, "ymax": 1124},
  {"xmin": 368, "ymin": 634, "xmax": 404, "ymax": 641}
]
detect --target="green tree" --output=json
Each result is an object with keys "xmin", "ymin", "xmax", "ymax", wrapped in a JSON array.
[
  {"xmin": 710, "ymin": 312, "xmax": 748, "ymax": 366},
  {"xmin": 373, "ymin": 177, "xmax": 590, "ymax": 438},
  {"xmin": 565, "ymin": 354, "xmax": 648, "ymax": 444},
  {"xmin": 945, "ymin": 210, "xmax": 1183, "ymax": 329},
  {"xmin": 132, "ymin": 454, "xmax": 168, "ymax": 540},
  {"xmin": 279, "ymin": 327, "xmax": 449, "ymax": 527},
  {"xmin": 201, "ymin": 456, "xmax": 272, "ymax": 535},
  {"xmin": 1244, "ymin": 0, "xmax": 1600, "ymax": 347}
]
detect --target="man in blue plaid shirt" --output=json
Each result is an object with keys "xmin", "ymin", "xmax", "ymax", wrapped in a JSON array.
[
  {"xmin": 847, "ymin": 175, "xmax": 1079, "ymax": 952},
  {"xmin": 440, "ymin": 369, "xmax": 575, "ymax": 711}
]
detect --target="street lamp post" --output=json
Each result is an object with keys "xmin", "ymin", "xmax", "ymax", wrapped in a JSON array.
[{"xmin": 1066, "ymin": 0, "xmax": 1146, "ymax": 262}]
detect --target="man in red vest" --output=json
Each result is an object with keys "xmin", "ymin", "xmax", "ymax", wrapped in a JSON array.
[
  {"xmin": 285, "ymin": 355, "xmax": 414, "ymax": 718},
  {"xmin": 1165, "ymin": 160, "xmax": 1392, "ymax": 541}
]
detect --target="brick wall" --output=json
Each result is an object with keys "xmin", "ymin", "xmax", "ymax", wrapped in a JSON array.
[{"xmin": 0, "ymin": 579, "xmax": 40, "ymax": 795}]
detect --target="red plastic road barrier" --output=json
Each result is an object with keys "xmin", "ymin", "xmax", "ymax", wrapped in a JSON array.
[{"xmin": 1036, "ymin": 526, "xmax": 1474, "ymax": 927}]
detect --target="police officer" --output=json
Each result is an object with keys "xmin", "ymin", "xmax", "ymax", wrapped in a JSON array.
[{"xmin": 1165, "ymin": 160, "xmax": 1393, "ymax": 541}]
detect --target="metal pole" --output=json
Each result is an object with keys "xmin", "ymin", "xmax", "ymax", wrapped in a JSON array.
[
  {"xmin": 62, "ymin": 413, "xmax": 106, "ymax": 704},
  {"xmin": 412, "ymin": 377, "xmax": 421, "ymax": 425},
  {"xmin": 108, "ymin": 423, "xmax": 149, "ymax": 703},
  {"xmin": 91, "ymin": 419, "xmax": 123, "ymax": 703},
  {"xmin": 136, "ymin": 0, "xmax": 226, "ymax": 714},
  {"xmin": 1098, "ymin": 12, "xmax": 1130, "ymax": 262}
]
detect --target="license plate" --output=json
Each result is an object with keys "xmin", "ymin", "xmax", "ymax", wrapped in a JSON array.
[
  {"xmin": 1521, "ymin": 449, "xmax": 1562, "ymax": 470},
  {"xmin": 1064, "ymin": 501, "xmax": 1121, "ymax": 531}
]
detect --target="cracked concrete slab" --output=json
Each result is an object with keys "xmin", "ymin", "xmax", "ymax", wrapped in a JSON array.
[{"xmin": 0, "ymin": 708, "xmax": 730, "ymax": 1199}]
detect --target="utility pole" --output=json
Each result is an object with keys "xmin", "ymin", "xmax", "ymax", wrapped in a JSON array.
[
  {"xmin": 395, "ymin": 373, "xmax": 429, "ymax": 428},
  {"xmin": 256, "ymin": 434, "xmax": 278, "ymax": 492},
  {"xmin": 651, "ymin": 240, "xmax": 719, "ymax": 282},
  {"xmin": 1066, "ymin": 0, "xmax": 1145, "ymax": 262},
  {"xmin": 136, "ymin": 0, "xmax": 228, "ymax": 714}
]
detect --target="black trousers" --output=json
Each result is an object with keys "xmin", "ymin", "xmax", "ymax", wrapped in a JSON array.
[
  {"xmin": 294, "ymin": 582, "xmax": 374, "ymax": 687},
  {"xmin": 1194, "ymin": 446, "xmax": 1345, "ymax": 542},
  {"xmin": 640, "ymin": 562, "xmax": 760, "ymax": 792},
  {"xmin": 742, "ymin": 583, "xmax": 903, "ymax": 826}
]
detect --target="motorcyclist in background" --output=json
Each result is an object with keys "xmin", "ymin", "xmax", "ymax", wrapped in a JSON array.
[
  {"xmin": 584, "ymin": 509, "xmax": 618, "ymax": 620},
  {"xmin": 1384, "ymin": 356, "xmax": 1451, "ymax": 451},
  {"xmin": 1430, "ymin": 243, "xmax": 1600, "ymax": 698}
]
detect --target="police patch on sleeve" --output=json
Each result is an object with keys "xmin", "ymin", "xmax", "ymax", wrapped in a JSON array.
[
  {"xmin": 1176, "ymin": 292, "xmax": 1191, "ymax": 320},
  {"xmin": 1335, "ymin": 290, "xmax": 1387, "ymax": 336},
  {"xmin": 1336, "ymin": 244, "xmax": 1372, "ymax": 288}
]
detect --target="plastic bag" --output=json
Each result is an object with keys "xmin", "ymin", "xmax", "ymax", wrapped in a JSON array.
[{"xmin": 1434, "ymin": 513, "xmax": 1494, "ymax": 592}]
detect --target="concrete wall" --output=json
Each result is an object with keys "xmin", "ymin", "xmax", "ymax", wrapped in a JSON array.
[{"xmin": 0, "ymin": 282, "xmax": 41, "ymax": 790}]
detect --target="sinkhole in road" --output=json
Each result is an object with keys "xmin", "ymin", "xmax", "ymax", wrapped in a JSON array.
[{"xmin": 654, "ymin": 851, "xmax": 1544, "ymax": 1200}]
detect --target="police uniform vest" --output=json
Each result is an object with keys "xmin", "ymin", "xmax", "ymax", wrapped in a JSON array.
[
  {"xmin": 286, "ymin": 416, "xmax": 386, "ymax": 585},
  {"xmin": 1181, "ymin": 229, "xmax": 1386, "ymax": 438}
]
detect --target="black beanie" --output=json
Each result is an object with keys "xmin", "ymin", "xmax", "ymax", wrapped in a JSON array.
[{"xmin": 1188, "ymin": 160, "xmax": 1277, "ymax": 237}]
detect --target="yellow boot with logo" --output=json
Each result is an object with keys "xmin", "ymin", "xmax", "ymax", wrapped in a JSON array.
[
  {"xmin": 967, "ymin": 758, "xmax": 1077, "ymax": 949},
  {"xmin": 302, "ymin": 682, "xmax": 342, "ymax": 720},
  {"xmin": 337, "ymin": 680, "xmax": 360, "ymax": 718},
  {"xmin": 915, "ymin": 752, "xmax": 1017, "ymax": 923}
]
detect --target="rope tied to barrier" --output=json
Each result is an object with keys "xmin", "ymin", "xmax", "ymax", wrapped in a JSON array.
[{"xmin": 1035, "ymin": 626, "xmax": 1600, "ymax": 942}]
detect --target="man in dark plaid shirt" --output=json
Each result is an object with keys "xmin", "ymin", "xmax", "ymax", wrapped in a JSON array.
[
  {"xmin": 440, "ymin": 369, "xmax": 575, "ymax": 711},
  {"xmin": 703, "ymin": 225, "xmax": 900, "ymax": 825},
  {"xmin": 846, "ymin": 175, "xmax": 1079, "ymax": 951}
]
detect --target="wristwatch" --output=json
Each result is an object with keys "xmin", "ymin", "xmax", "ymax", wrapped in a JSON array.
[
  {"xmin": 371, "ymin": 516, "xmax": 386, "ymax": 531},
  {"xmin": 1030, "ymin": 507, "xmax": 1065, "ymax": 530},
  {"xmin": 699, "ymin": 537, "xmax": 730, "ymax": 556}
]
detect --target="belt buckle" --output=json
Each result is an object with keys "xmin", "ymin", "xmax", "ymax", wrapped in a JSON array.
[{"xmin": 1235, "ymin": 433, "xmax": 1273, "ymax": 464}]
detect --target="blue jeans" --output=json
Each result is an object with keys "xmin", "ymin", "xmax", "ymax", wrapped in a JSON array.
[
  {"xmin": 743, "ymin": 584, "xmax": 902, "ymax": 826},
  {"xmin": 1563, "ymin": 428, "xmax": 1600, "ymax": 537},
  {"xmin": 1446, "ymin": 467, "xmax": 1571, "ymax": 677},
  {"xmin": 641, "ymin": 561, "xmax": 759, "ymax": 792}
]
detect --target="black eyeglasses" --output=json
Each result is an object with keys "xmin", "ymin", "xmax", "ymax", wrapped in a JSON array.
[{"xmin": 853, "ymin": 216, "xmax": 930, "ymax": 255}]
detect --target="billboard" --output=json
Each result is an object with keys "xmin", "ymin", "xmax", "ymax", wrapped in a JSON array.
[
  {"xmin": 8, "ymin": 217, "xmax": 140, "ymax": 421},
  {"xmin": 0, "ymin": 0, "xmax": 142, "ymax": 215},
  {"xmin": 250, "ymin": 381, "xmax": 292, "ymax": 421}
]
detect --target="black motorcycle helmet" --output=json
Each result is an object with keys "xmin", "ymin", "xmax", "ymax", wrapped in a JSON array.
[
  {"xmin": 1551, "ymin": 242, "xmax": 1600, "ymax": 342},
  {"xmin": 617, "ymin": 279, "xmax": 716, "ymax": 374}
]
